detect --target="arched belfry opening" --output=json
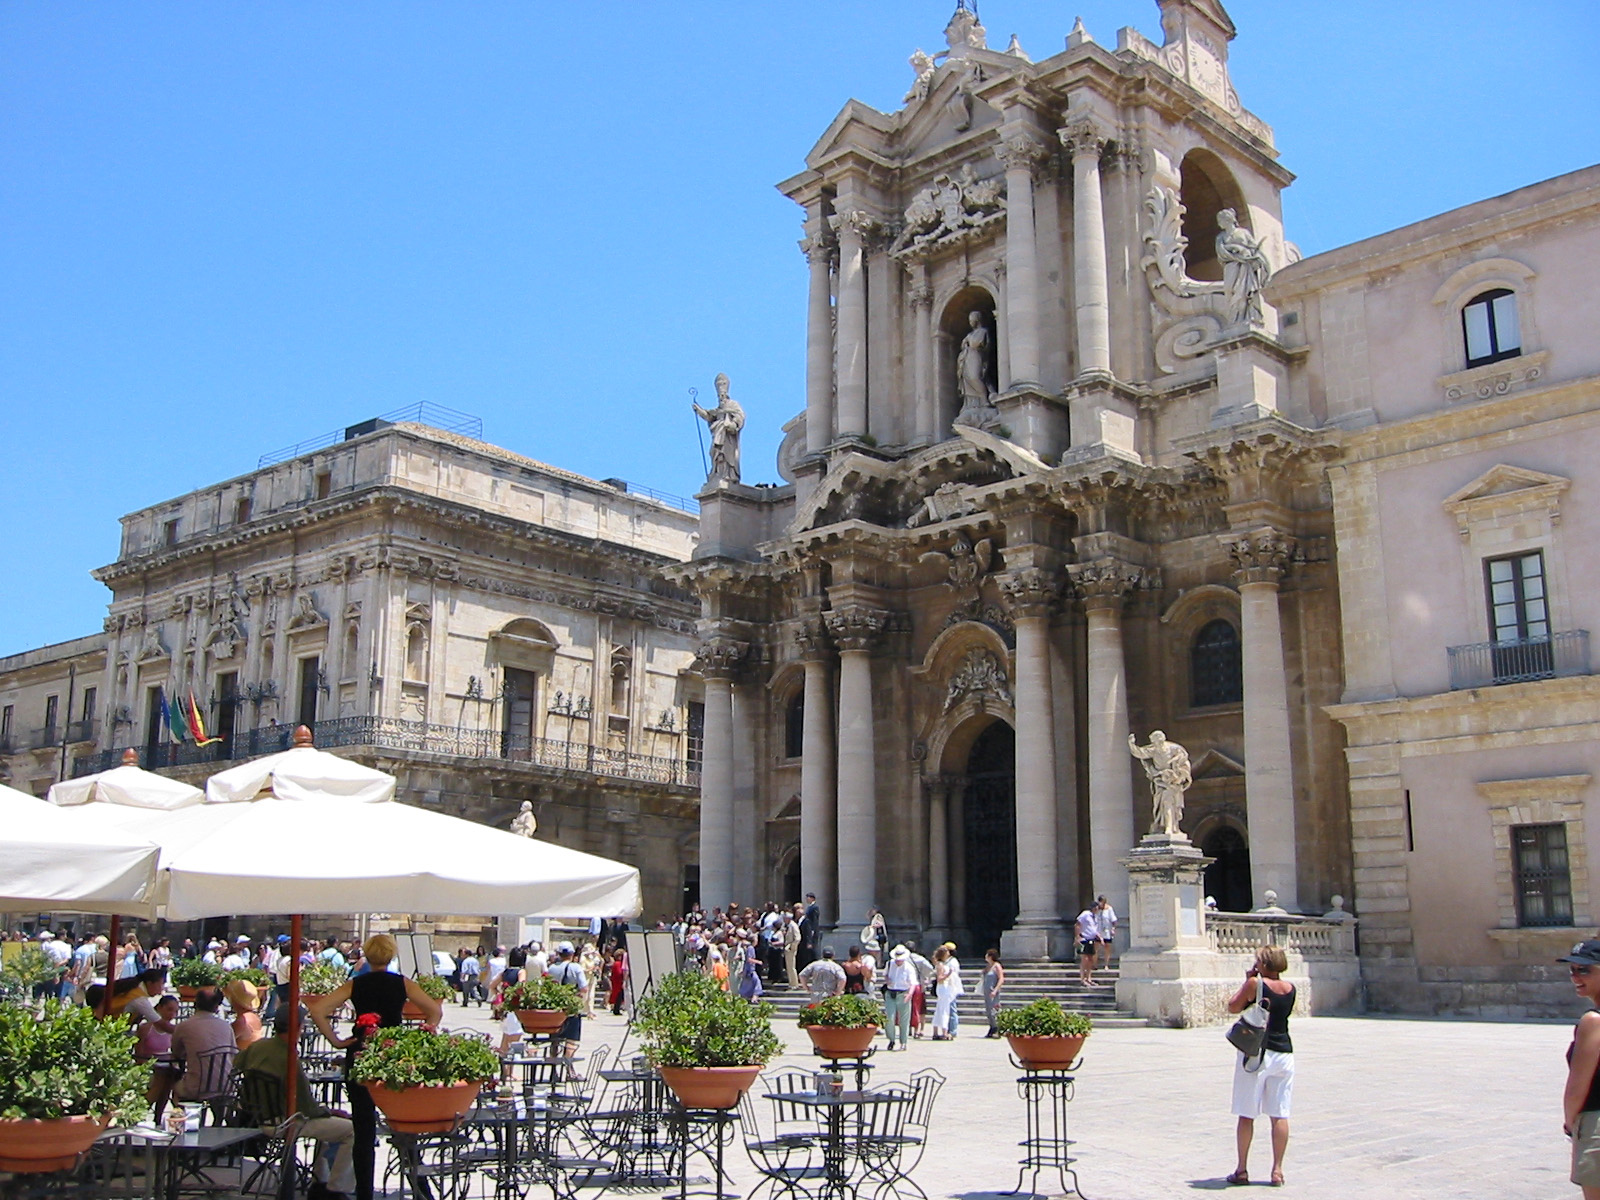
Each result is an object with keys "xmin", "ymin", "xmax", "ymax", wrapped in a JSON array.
[
  {"xmin": 961, "ymin": 719, "xmax": 1017, "ymax": 954},
  {"xmin": 1178, "ymin": 149, "xmax": 1248, "ymax": 282},
  {"xmin": 937, "ymin": 285, "xmax": 999, "ymax": 434}
]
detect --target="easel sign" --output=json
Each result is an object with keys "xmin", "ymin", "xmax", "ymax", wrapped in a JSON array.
[
  {"xmin": 394, "ymin": 932, "xmax": 438, "ymax": 978},
  {"xmin": 627, "ymin": 930, "xmax": 682, "ymax": 1009}
]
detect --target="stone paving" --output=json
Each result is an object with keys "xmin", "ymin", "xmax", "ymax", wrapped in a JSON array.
[{"xmin": 433, "ymin": 1000, "xmax": 1576, "ymax": 1200}]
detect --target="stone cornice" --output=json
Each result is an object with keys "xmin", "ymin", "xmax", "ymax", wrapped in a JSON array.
[{"xmin": 1327, "ymin": 674, "xmax": 1600, "ymax": 751}]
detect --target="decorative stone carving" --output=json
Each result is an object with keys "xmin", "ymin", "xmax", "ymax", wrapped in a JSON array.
[
  {"xmin": 908, "ymin": 481, "xmax": 981, "ymax": 527},
  {"xmin": 1058, "ymin": 112, "xmax": 1113, "ymax": 160},
  {"xmin": 941, "ymin": 604, "xmax": 1015, "ymax": 648},
  {"xmin": 510, "ymin": 800, "xmax": 538, "ymax": 838},
  {"xmin": 924, "ymin": 536, "xmax": 993, "ymax": 591},
  {"xmin": 904, "ymin": 48, "xmax": 935, "ymax": 104},
  {"xmin": 944, "ymin": 647, "xmax": 1011, "ymax": 712},
  {"xmin": 944, "ymin": 5, "xmax": 987, "ymax": 53},
  {"xmin": 890, "ymin": 164, "xmax": 1005, "ymax": 261},
  {"xmin": 136, "ymin": 624, "xmax": 167, "ymax": 662},
  {"xmin": 794, "ymin": 618, "xmax": 832, "ymax": 661},
  {"xmin": 996, "ymin": 130, "xmax": 1050, "ymax": 176},
  {"xmin": 1129, "ymin": 730, "xmax": 1193, "ymax": 837},
  {"xmin": 1216, "ymin": 209, "xmax": 1272, "ymax": 327},
  {"xmin": 694, "ymin": 373, "xmax": 746, "ymax": 485},
  {"xmin": 288, "ymin": 593, "xmax": 326, "ymax": 630},
  {"xmin": 694, "ymin": 637, "xmax": 749, "ymax": 680},
  {"xmin": 205, "ymin": 614, "xmax": 244, "ymax": 660},
  {"xmin": 1222, "ymin": 528, "xmax": 1296, "ymax": 585},
  {"xmin": 823, "ymin": 607, "xmax": 889, "ymax": 653},
  {"xmin": 1067, "ymin": 559, "xmax": 1160, "ymax": 609},
  {"xmin": 998, "ymin": 567, "xmax": 1059, "ymax": 619},
  {"xmin": 799, "ymin": 231, "xmax": 835, "ymax": 266}
]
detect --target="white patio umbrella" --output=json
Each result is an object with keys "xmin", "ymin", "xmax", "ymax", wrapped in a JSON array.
[{"xmin": 0, "ymin": 777, "xmax": 162, "ymax": 917}]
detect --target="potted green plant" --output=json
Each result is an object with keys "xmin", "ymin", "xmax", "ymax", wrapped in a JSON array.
[
  {"xmin": 296, "ymin": 961, "xmax": 349, "ymax": 998},
  {"xmin": 405, "ymin": 973, "xmax": 454, "ymax": 1020},
  {"xmin": 634, "ymin": 969, "xmax": 782, "ymax": 1109},
  {"xmin": 994, "ymin": 999, "xmax": 1092, "ymax": 1069},
  {"xmin": 169, "ymin": 957, "xmax": 223, "ymax": 999},
  {"xmin": 796, "ymin": 993, "xmax": 886, "ymax": 1057},
  {"xmin": 501, "ymin": 975, "xmax": 582, "ymax": 1035},
  {"xmin": 0, "ymin": 946, "xmax": 62, "ymax": 1006},
  {"xmin": 349, "ymin": 1024, "xmax": 500, "ymax": 1133},
  {"xmin": 0, "ymin": 1001, "xmax": 150, "ymax": 1172},
  {"xmin": 218, "ymin": 966, "xmax": 272, "ymax": 990}
]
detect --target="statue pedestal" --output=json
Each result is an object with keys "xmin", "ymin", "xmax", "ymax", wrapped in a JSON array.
[
  {"xmin": 993, "ymin": 384, "xmax": 1070, "ymax": 461},
  {"xmin": 1114, "ymin": 834, "xmax": 1221, "ymax": 1027},
  {"xmin": 1001, "ymin": 920, "xmax": 1072, "ymax": 963}
]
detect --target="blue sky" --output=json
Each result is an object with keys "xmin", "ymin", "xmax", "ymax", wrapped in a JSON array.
[{"xmin": 1, "ymin": 2, "xmax": 1594, "ymax": 655}]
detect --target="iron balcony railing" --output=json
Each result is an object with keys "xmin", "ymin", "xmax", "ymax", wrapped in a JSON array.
[
  {"xmin": 1447, "ymin": 629, "xmax": 1590, "ymax": 690},
  {"xmin": 74, "ymin": 715, "xmax": 702, "ymax": 790}
]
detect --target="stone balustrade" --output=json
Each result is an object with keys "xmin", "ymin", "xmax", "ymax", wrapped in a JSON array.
[{"xmin": 1205, "ymin": 911, "xmax": 1358, "ymax": 960}]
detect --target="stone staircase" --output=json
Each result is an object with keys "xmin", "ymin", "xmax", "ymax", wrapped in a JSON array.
[{"xmin": 761, "ymin": 960, "xmax": 1147, "ymax": 1028}]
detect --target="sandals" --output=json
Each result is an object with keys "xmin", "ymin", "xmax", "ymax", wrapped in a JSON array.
[
  {"xmin": 1270, "ymin": 1172, "xmax": 1285, "ymax": 1187},
  {"xmin": 1226, "ymin": 1170, "xmax": 1249, "ymax": 1185}
]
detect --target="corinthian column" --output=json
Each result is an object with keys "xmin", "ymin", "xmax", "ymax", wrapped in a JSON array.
[
  {"xmin": 1059, "ymin": 114, "xmax": 1113, "ymax": 378},
  {"xmin": 1068, "ymin": 559, "xmax": 1154, "ymax": 924},
  {"xmin": 997, "ymin": 129, "xmax": 1050, "ymax": 389},
  {"xmin": 909, "ymin": 268, "xmax": 935, "ymax": 443},
  {"xmin": 802, "ymin": 229, "xmax": 836, "ymax": 454},
  {"xmin": 824, "ymin": 605, "xmax": 888, "ymax": 928},
  {"xmin": 999, "ymin": 567, "xmax": 1066, "ymax": 957},
  {"xmin": 695, "ymin": 636, "xmax": 746, "ymax": 912},
  {"xmin": 830, "ymin": 209, "xmax": 871, "ymax": 439},
  {"xmin": 796, "ymin": 620, "xmax": 837, "ymax": 923},
  {"xmin": 1225, "ymin": 529, "xmax": 1300, "ymax": 910}
]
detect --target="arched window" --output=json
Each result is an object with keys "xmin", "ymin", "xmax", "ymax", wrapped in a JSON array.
[
  {"xmin": 404, "ymin": 624, "xmax": 427, "ymax": 680},
  {"xmin": 609, "ymin": 648, "xmax": 632, "ymax": 715},
  {"xmin": 1178, "ymin": 150, "xmax": 1247, "ymax": 282},
  {"xmin": 1462, "ymin": 288, "xmax": 1521, "ymax": 367},
  {"xmin": 1191, "ymin": 619, "xmax": 1242, "ymax": 707},
  {"xmin": 784, "ymin": 691, "xmax": 805, "ymax": 759}
]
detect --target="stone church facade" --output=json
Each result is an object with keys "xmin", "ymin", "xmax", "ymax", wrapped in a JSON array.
[{"xmin": 678, "ymin": 0, "xmax": 1600, "ymax": 1015}]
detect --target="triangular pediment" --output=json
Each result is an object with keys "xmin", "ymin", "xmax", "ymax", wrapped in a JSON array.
[
  {"xmin": 1192, "ymin": 748, "xmax": 1245, "ymax": 779},
  {"xmin": 804, "ymin": 100, "xmax": 895, "ymax": 169},
  {"xmin": 1443, "ymin": 463, "xmax": 1570, "ymax": 507}
]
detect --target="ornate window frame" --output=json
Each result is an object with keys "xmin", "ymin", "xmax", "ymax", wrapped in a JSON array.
[
  {"xmin": 1431, "ymin": 257, "xmax": 1546, "ymax": 402},
  {"xmin": 1480, "ymin": 774, "xmax": 1593, "ymax": 931},
  {"xmin": 1160, "ymin": 583, "xmax": 1243, "ymax": 715}
]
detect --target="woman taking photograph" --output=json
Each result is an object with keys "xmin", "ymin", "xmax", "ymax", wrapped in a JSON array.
[
  {"xmin": 1226, "ymin": 945, "xmax": 1295, "ymax": 1187},
  {"xmin": 1560, "ymin": 939, "xmax": 1600, "ymax": 1196}
]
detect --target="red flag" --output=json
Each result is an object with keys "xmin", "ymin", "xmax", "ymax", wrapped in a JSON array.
[{"xmin": 187, "ymin": 691, "xmax": 221, "ymax": 746}]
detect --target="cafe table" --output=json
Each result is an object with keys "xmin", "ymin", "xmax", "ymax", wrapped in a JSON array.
[
  {"xmin": 758, "ymin": 1089, "xmax": 906, "ymax": 1200},
  {"xmin": 98, "ymin": 1124, "xmax": 263, "ymax": 1200}
]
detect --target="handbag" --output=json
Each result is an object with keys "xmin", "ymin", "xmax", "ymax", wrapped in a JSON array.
[{"xmin": 1225, "ymin": 976, "xmax": 1269, "ymax": 1067}]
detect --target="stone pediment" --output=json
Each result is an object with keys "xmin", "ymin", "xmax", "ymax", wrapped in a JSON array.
[
  {"xmin": 1191, "ymin": 748, "xmax": 1244, "ymax": 779},
  {"xmin": 802, "ymin": 100, "xmax": 896, "ymax": 171},
  {"xmin": 789, "ymin": 440, "xmax": 1016, "ymax": 535},
  {"xmin": 1443, "ymin": 464, "xmax": 1569, "ymax": 528}
]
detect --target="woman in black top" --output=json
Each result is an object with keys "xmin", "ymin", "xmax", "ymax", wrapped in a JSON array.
[
  {"xmin": 1559, "ymin": 939, "xmax": 1600, "ymax": 1196},
  {"xmin": 308, "ymin": 934, "xmax": 443, "ymax": 1200},
  {"xmin": 1225, "ymin": 945, "xmax": 1295, "ymax": 1187}
]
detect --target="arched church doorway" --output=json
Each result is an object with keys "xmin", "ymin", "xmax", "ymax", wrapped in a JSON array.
[
  {"xmin": 1202, "ymin": 825, "xmax": 1252, "ymax": 913},
  {"xmin": 962, "ymin": 721, "xmax": 1017, "ymax": 953}
]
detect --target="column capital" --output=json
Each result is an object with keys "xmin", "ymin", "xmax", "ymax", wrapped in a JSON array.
[
  {"xmin": 694, "ymin": 636, "xmax": 749, "ymax": 680},
  {"xmin": 1058, "ymin": 112, "xmax": 1115, "ymax": 159},
  {"xmin": 1067, "ymin": 558, "xmax": 1160, "ymax": 612},
  {"xmin": 1222, "ymin": 527, "xmax": 1297, "ymax": 586},
  {"xmin": 794, "ymin": 618, "xmax": 834, "ymax": 662},
  {"xmin": 798, "ymin": 232, "xmax": 836, "ymax": 266},
  {"xmin": 907, "ymin": 280, "xmax": 934, "ymax": 310},
  {"xmin": 828, "ymin": 207, "xmax": 886, "ymax": 245},
  {"xmin": 998, "ymin": 566, "xmax": 1061, "ymax": 620},
  {"xmin": 996, "ymin": 129, "xmax": 1051, "ymax": 175},
  {"xmin": 823, "ymin": 606, "xmax": 889, "ymax": 652}
]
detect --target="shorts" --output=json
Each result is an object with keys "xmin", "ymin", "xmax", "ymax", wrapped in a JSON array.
[
  {"xmin": 1574, "ymin": 1109, "xmax": 1600, "ymax": 1187},
  {"xmin": 1079, "ymin": 940, "xmax": 1096, "ymax": 957},
  {"xmin": 558, "ymin": 1014, "xmax": 583, "ymax": 1043},
  {"xmin": 1231, "ymin": 1050, "xmax": 1293, "ymax": 1119}
]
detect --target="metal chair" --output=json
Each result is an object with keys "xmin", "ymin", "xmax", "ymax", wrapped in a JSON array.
[
  {"xmin": 228, "ymin": 1068, "xmax": 310, "ymax": 1198},
  {"xmin": 737, "ymin": 1080, "xmax": 824, "ymax": 1200},
  {"xmin": 846, "ymin": 1088, "xmax": 914, "ymax": 1200},
  {"xmin": 182, "ymin": 1045, "xmax": 238, "ymax": 1125},
  {"xmin": 857, "ymin": 1068, "xmax": 943, "ymax": 1199}
]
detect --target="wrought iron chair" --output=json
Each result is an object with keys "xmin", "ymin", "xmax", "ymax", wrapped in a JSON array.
[
  {"xmin": 844, "ymin": 1087, "xmax": 914, "ymax": 1200},
  {"xmin": 227, "ymin": 1067, "xmax": 311, "ymax": 1198},
  {"xmin": 856, "ymin": 1068, "xmax": 944, "ymax": 1199},
  {"xmin": 737, "ymin": 1077, "xmax": 825, "ymax": 1200},
  {"xmin": 182, "ymin": 1044, "xmax": 239, "ymax": 1126}
]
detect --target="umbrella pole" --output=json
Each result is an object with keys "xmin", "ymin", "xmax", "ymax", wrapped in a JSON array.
[
  {"xmin": 287, "ymin": 914, "xmax": 302, "ymax": 1112},
  {"xmin": 100, "ymin": 915, "xmax": 120, "ymax": 1018}
]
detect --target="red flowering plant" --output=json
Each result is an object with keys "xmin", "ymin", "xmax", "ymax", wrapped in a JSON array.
[{"xmin": 350, "ymin": 1025, "xmax": 499, "ymax": 1091}]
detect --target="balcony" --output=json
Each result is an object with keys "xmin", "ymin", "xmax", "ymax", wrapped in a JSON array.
[
  {"xmin": 74, "ymin": 715, "xmax": 701, "ymax": 790},
  {"xmin": 1447, "ymin": 630, "xmax": 1591, "ymax": 690}
]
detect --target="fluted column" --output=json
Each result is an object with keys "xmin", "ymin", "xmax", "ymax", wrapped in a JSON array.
[
  {"xmin": 1226, "ymin": 529, "xmax": 1300, "ymax": 910},
  {"xmin": 926, "ymin": 776, "xmax": 950, "ymax": 929},
  {"xmin": 997, "ymin": 130, "xmax": 1049, "ymax": 388},
  {"xmin": 999, "ymin": 568, "xmax": 1065, "ymax": 954},
  {"xmin": 830, "ymin": 209, "xmax": 870, "ymax": 438},
  {"xmin": 802, "ymin": 229, "xmax": 836, "ymax": 453},
  {"xmin": 1069, "ymin": 559, "xmax": 1153, "ymax": 924},
  {"xmin": 824, "ymin": 606, "xmax": 887, "ymax": 927},
  {"xmin": 796, "ymin": 621, "xmax": 837, "ymax": 924},
  {"xmin": 1060, "ymin": 114, "xmax": 1113, "ymax": 378},
  {"xmin": 695, "ymin": 637, "xmax": 746, "ymax": 913},
  {"xmin": 909, "ymin": 269, "xmax": 935, "ymax": 443}
]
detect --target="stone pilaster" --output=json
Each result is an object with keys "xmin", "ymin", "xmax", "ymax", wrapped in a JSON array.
[
  {"xmin": 694, "ymin": 635, "xmax": 747, "ymax": 913},
  {"xmin": 925, "ymin": 774, "xmax": 952, "ymax": 930},
  {"xmin": 801, "ymin": 226, "xmax": 836, "ymax": 454},
  {"xmin": 1059, "ymin": 113, "xmax": 1114, "ymax": 379},
  {"xmin": 909, "ymin": 269, "xmax": 936, "ymax": 444},
  {"xmin": 1068, "ymin": 558, "xmax": 1158, "ymax": 925},
  {"xmin": 796, "ymin": 619, "xmax": 838, "ymax": 926},
  {"xmin": 997, "ymin": 129, "xmax": 1050, "ymax": 388},
  {"xmin": 823, "ymin": 605, "xmax": 888, "ymax": 928},
  {"xmin": 829, "ymin": 208, "xmax": 872, "ymax": 439},
  {"xmin": 999, "ymin": 566, "xmax": 1070, "ymax": 958},
  {"xmin": 1223, "ymin": 527, "xmax": 1300, "ymax": 911}
]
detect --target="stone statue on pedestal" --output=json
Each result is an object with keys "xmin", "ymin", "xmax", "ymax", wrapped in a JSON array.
[
  {"xmin": 953, "ymin": 311, "xmax": 1002, "ymax": 430},
  {"xmin": 510, "ymin": 801, "xmax": 537, "ymax": 838},
  {"xmin": 1215, "ymin": 209, "xmax": 1271, "ymax": 327},
  {"xmin": 1129, "ymin": 729, "xmax": 1192, "ymax": 837},
  {"xmin": 693, "ymin": 373, "xmax": 746, "ymax": 484}
]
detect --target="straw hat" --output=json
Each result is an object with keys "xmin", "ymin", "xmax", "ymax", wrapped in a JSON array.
[{"xmin": 223, "ymin": 979, "xmax": 260, "ymax": 1012}]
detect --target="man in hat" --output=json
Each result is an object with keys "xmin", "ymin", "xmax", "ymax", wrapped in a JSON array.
[
  {"xmin": 546, "ymin": 942, "xmax": 588, "ymax": 1060},
  {"xmin": 237, "ymin": 1005, "xmax": 356, "ymax": 1200},
  {"xmin": 883, "ymin": 946, "xmax": 918, "ymax": 1050},
  {"xmin": 797, "ymin": 947, "xmax": 846, "ymax": 1005}
]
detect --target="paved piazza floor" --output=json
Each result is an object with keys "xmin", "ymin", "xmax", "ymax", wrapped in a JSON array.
[{"xmin": 437, "ymin": 1002, "xmax": 1575, "ymax": 1200}]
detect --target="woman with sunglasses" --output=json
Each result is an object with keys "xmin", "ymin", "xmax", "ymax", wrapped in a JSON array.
[{"xmin": 1561, "ymin": 940, "xmax": 1600, "ymax": 1197}]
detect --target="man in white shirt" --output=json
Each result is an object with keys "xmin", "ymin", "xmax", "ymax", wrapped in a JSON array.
[
  {"xmin": 797, "ymin": 947, "xmax": 847, "ymax": 1004},
  {"xmin": 221, "ymin": 936, "xmax": 251, "ymax": 974},
  {"xmin": 545, "ymin": 943, "xmax": 588, "ymax": 1058},
  {"xmin": 883, "ymin": 946, "xmax": 918, "ymax": 1050},
  {"xmin": 1076, "ymin": 906, "xmax": 1100, "ymax": 986},
  {"xmin": 1094, "ymin": 895, "xmax": 1118, "ymax": 972},
  {"xmin": 40, "ymin": 931, "xmax": 73, "ymax": 1002},
  {"xmin": 527, "ymin": 942, "xmax": 549, "ymax": 978},
  {"xmin": 202, "ymin": 940, "xmax": 223, "ymax": 966}
]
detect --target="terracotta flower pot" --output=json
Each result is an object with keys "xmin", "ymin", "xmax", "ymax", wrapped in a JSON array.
[
  {"xmin": 176, "ymin": 986, "xmax": 200, "ymax": 1001},
  {"xmin": 804, "ymin": 1024, "xmax": 878, "ymax": 1057},
  {"xmin": 1004, "ymin": 1033, "xmax": 1087, "ymax": 1070},
  {"xmin": 366, "ymin": 1081, "xmax": 482, "ymax": 1133},
  {"xmin": 658, "ymin": 1065, "xmax": 763, "ymax": 1110},
  {"xmin": 401, "ymin": 1001, "xmax": 426, "ymax": 1022},
  {"xmin": 0, "ymin": 1115, "xmax": 110, "ymax": 1173},
  {"xmin": 515, "ymin": 1008, "xmax": 568, "ymax": 1035}
]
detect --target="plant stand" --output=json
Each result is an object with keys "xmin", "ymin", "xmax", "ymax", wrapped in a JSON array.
[
  {"xmin": 1002, "ymin": 1055, "xmax": 1088, "ymax": 1200},
  {"xmin": 663, "ymin": 1105, "xmax": 739, "ymax": 1200},
  {"xmin": 809, "ymin": 1045, "xmax": 876, "ymax": 1090}
]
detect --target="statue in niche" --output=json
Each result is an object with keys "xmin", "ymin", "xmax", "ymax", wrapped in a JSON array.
[
  {"xmin": 953, "ymin": 312, "xmax": 1001, "ymax": 428},
  {"xmin": 1216, "ymin": 208, "xmax": 1272, "ymax": 327},
  {"xmin": 1129, "ymin": 730, "xmax": 1193, "ymax": 837},
  {"xmin": 693, "ymin": 372, "xmax": 746, "ymax": 485},
  {"xmin": 510, "ymin": 801, "xmax": 538, "ymax": 838}
]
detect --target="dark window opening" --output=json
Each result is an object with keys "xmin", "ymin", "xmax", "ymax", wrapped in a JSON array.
[
  {"xmin": 1462, "ymin": 288, "xmax": 1521, "ymax": 368},
  {"xmin": 164, "ymin": 519, "xmax": 180, "ymax": 547},
  {"xmin": 314, "ymin": 471, "xmax": 332, "ymax": 500},
  {"xmin": 1486, "ymin": 551, "xmax": 1552, "ymax": 680},
  {"xmin": 43, "ymin": 694, "xmax": 58, "ymax": 738},
  {"xmin": 215, "ymin": 672, "xmax": 238, "ymax": 747},
  {"xmin": 1191, "ymin": 619, "xmax": 1243, "ymax": 707},
  {"xmin": 685, "ymin": 701, "xmax": 705, "ymax": 773},
  {"xmin": 1514, "ymin": 822, "xmax": 1573, "ymax": 927},
  {"xmin": 235, "ymin": 497, "xmax": 252, "ymax": 524},
  {"xmin": 297, "ymin": 656, "xmax": 321, "ymax": 727},
  {"xmin": 784, "ymin": 691, "xmax": 805, "ymax": 759}
]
